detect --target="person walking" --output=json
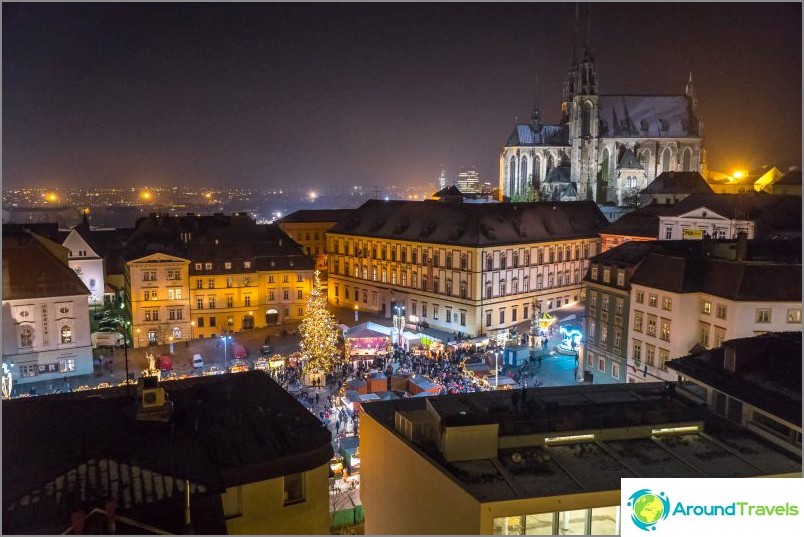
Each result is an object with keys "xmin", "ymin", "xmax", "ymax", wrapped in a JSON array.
[{"xmin": 315, "ymin": 392, "xmax": 320, "ymax": 405}]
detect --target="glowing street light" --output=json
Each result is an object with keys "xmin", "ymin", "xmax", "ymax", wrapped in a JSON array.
[
  {"xmin": 309, "ymin": 191, "xmax": 318, "ymax": 201},
  {"xmin": 139, "ymin": 190, "xmax": 153, "ymax": 201},
  {"xmin": 43, "ymin": 192, "xmax": 58, "ymax": 203}
]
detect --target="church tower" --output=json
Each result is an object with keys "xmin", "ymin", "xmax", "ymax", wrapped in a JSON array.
[{"xmin": 568, "ymin": 4, "xmax": 600, "ymax": 201}]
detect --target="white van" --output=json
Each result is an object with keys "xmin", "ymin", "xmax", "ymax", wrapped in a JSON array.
[
  {"xmin": 192, "ymin": 354, "xmax": 204, "ymax": 369},
  {"xmin": 91, "ymin": 332, "xmax": 124, "ymax": 348}
]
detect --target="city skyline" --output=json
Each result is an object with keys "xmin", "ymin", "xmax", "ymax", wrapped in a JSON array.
[{"xmin": 3, "ymin": 2, "xmax": 801, "ymax": 190}]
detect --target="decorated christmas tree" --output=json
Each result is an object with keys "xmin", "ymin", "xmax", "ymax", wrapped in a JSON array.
[{"xmin": 300, "ymin": 270, "xmax": 342, "ymax": 375}]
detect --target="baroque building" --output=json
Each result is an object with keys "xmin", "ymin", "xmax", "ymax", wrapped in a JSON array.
[{"xmin": 500, "ymin": 11, "xmax": 704, "ymax": 207}]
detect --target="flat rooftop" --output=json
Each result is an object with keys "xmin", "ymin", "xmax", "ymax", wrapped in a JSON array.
[{"xmin": 362, "ymin": 383, "xmax": 801, "ymax": 502}]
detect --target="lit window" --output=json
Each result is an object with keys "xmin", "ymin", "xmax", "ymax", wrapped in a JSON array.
[
  {"xmin": 787, "ymin": 309, "xmax": 801, "ymax": 323},
  {"xmin": 648, "ymin": 294, "xmax": 658, "ymax": 307},
  {"xmin": 662, "ymin": 297, "xmax": 672, "ymax": 311},
  {"xmin": 756, "ymin": 309, "xmax": 771, "ymax": 323},
  {"xmin": 701, "ymin": 300, "xmax": 712, "ymax": 314},
  {"xmin": 19, "ymin": 327, "xmax": 34, "ymax": 348}
]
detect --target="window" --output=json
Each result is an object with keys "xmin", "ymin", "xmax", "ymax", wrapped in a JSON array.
[
  {"xmin": 665, "ymin": 227, "xmax": 673, "ymax": 240},
  {"xmin": 511, "ymin": 307, "xmax": 518, "ymax": 322},
  {"xmin": 205, "ymin": 263, "xmax": 213, "ymax": 270},
  {"xmin": 633, "ymin": 340, "xmax": 642, "ymax": 363},
  {"xmin": 591, "ymin": 266, "xmax": 599, "ymax": 279},
  {"xmin": 645, "ymin": 345, "xmax": 656, "ymax": 367},
  {"xmin": 244, "ymin": 295, "xmax": 252, "ymax": 307},
  {"xmin": 616, "ymin": 270, "xmax": 625, "ymax": 286},
  {"xmin": 208, "ymin": 278, "xmax": 215, "ymax": 289},
  {"xmin": 648, "ymin": 294, "xmax": 657, "ymax": 307},
  {"xmin": 283, "ymin": 290, "xmax": 289, "ymax": 300},
  {"xmin": 701, "ymin": 300, "xmax": 712, "ymax": 314},
  {"xmin": 410, "ymin": 301, "xmax": 417, "ymax": 316},
  {"xmin": 268, "ymin": 275, "xmax": 275, "ymax": 284},
  {"xmin": 647, "ymin": 316, "xmax": 657, "ymax": 337},
  {"xmin": 461, "ymin": 254, "xmax": 468, "ymax": 270},
  {"xmin": 589, "ymin": 290, "xmax": 597, "ymax": 308},
  {"xmin": 485, "ymin": 310, "xmax": 492, "ymax": 327},
  {"xmin": 635, "ymin": 291, "xmax": 644, "ymax": 304},
  {"xmin": 716, "ymin": 304, "xmax": 727, "ymax": 320},
  {"xmin": 197, "ymin": 298, "xmax": 204, "ymax": 310},
  {"xmin": 658, "ymin": 349, "xmax": 669, "ymax": 371},
  {"xmin": 499, "ymin": 280, "xmax": 506, "ymax": 296},
  {"xmin": 244, "ymin": 261, "xmax": 251, "ymax": 269},
  {"xmin": 460, "ymin": 311, "xmax": 466, "ymax": 326},
  {"xmin": 699, "ymin": 322, "xmax": 710, "ymax": 347},
  {"xmin": 460, "ymin": 282, "xmax": 467, "ymax": 299},
  {"xmin": 602, "ymin": 268, "xmax": 610, "ymax": 283},
  {"xmin": 598, "ymin": 357, "xmax": 606, "ymax": 372},
  {"xmin": 297, "ymin": 274, "xmax": 303, "ymax": 283},
  {"xmin": 401, "ymin": 273, "xmax": 407, "ymax": 287},
  {"xmin": 421, "ymin": 304, "xmax": 428, "ymax": 318},
  {"xmin": 615, "ymin": 298, "xmax": 624, "ymax": 316},
  {"xmin": 196, "ymin": 279, "xmax": 203, "ymax": 289},
  {"xmin": 756, "ymin": 309, "xmax": 771, "ymax": 323},
  {"xmin": 787, "ymin": 309, "xmax": 801, "ymax": 323},
  {"xmin": 486, "ymin": 255, "xmax": 492, "ymax": 271},
  {"xmin": 269, "ymin": 290, "xmax": 275, "ymax": 301},
  {"xmin": 209, "ymin": 297, "xmax": 216, "ymax": 309},
  {"xmin": 433, "ymin": 305, "xmax": 439, "ymax": 320},
  {"xmin": 363, "ymin": 290, "xmax": 368, "ymax": 304},
  {"xmin": 600, "ymin": 325, "xmax": 608, "ymax": 344},
  {"xmin": 500, "ymin": 254, "xmax": 507, "ymax": 270},
  {"xmin": 298, "ymin": 307, "xmax": 304, "ymax": 316},
  {"xmin": 60, "ymin": 325, "xmax": 72, "ymax": 344},
  {"xmin": 660, "ymin": 319, "xmax": 671, "ymax": 341},
  {"xmin": 226, "ymin": 297, "xmax": 234, "ymax": 308},
  {"xmin": 714, "ymin": 326, "xmax": 726, "ymax": 347},
  {"xmin": 142, "ymin": 270, "xmax": 157, "ymax": 282},
  {"xmin": 601, "ymin": 295, "xmax": 609, "ymax": 312},
  {"xmin": 634, "ymin": 311, "xmax": 643, "ymax": 332},
  {"xmin": 445, "ymin": 307, "xmax": 452, "ymax": 323},
  {"xmin": 197, "ymin": 317, "xmax": 204, "ymax": 328},
  {"xmin": 588, "ymin": 319, "xmax": 596, "ymax": 340},
  {"xmin": 282, "ymin": 275, "xmax": 289, "ymax": 283},
  {"xmin": 226, "ymin": 277, "xmax": 233, "ymax": 288},
  {"xmin": 660, "ymin": 296, "xmax": 672, "ymax": 311},
  {"xmin": 195, "ymin": 263, "xmax": 202, "ymax": 270},
  {"xmin": 499, "ymin": 309, "xmax": 505, "ymax": 324},
  {"xmin": 614, "ymin": 328, "xmax": 622, "ymax": 350},
  {"xmin": 445, "ymin": 279, "xmax": 452, "ymax": 295},
  {"xmin": 586, "ymin": 352, "xmax": 594, "ymax": 367},
  {"xmin": 224, "ymin": 262, "xmax": 232, "ymax": 270}
]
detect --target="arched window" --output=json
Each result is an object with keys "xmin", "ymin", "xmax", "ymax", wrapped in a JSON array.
[
  {"xmin": 533, "ymin": 155, "xmax": 541, "ymax": 185},
  {"xmin": 173, "ymin": 326, "xmax": 182, "ymax": 339},
  {"xmin": 601, "ymin": 148, "xmax": 610, "ymax": 183},
  {"xmin": 537, "ymin": 249, "xmax": 544, "ymax": 264},
  {"xmin": 60, "ymin": 325, "xmax": 72, "ymax": 344},
  {"xmin": 626, "ymin": 176, "xmax": 637, "ymax": 189},
  {"xmin": 681, "ymin": 147, "xmax": 692, "ymax": 171},
  {"xmin": 639, "ymin": 149, "xmax": 650, "ymax": 167},
  {"xmin": 661, "ymin": 147, "xmax": 672, "ymax": 173},
  {"xmin": 581, "ymin": 101, "xmax": 593, "ymax": 136},
  {"xmin": 509, "ymin": 156, "xmax": 517, "ymax": 195},
  {"xmin": 547, "ymin": 154, "xmax": 555, "ymax": 172},
  {"xmin": 520, "ymin": 156, "xmax": 529, "ymax": 192}
]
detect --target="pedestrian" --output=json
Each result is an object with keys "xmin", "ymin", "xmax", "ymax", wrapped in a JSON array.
[
  {"xmin": 336, "ymin": 420, "xmax": 341, "ymax": 432},
  {"xmin": 315, "ymin": 392, "xmax": 320, "ymax": 405},
  {"xmin": 538, "ymin": 355, "xmax": 543, "ymax": 367}
]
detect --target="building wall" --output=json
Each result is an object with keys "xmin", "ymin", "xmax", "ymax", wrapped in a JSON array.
[
  {"xmin": 658, "ymin": 213, "xmax": 755, "ymax": 240},
  {"xmin": 584, "ymin": 276, "xmax": 630, "ymax": 384},
  {"xmin": 599, "ymin": 234, "xmax": 655, "ymax": 253},
  {"xmin": 2, "ymin": 294, "xmax": 93, "ymax": 384},
  {"xmin": 63, "ymin": 230, "xmax": 106, "ymax": 307},
  {"xmin": 222, "ymin": 463, "xmax": 330, "ymax": 535},
  {"xmin": 278, "ymin": 221, "xmax": 336, "ymax": 272},
  {"xmin": 361, "ymin": 412, "xmax": 481, "ymax": 534},
  {"xmin": 189, "ymin": 269, "xmax": 260, "ymax": 338},
  {"xmin": 327, "ymin": 233, "xmax": 597, "ymax": 336},
  {"xmin": 127, "ymin": 254, "xmax": 192, "ymax": 349},
  {"xmin": 260, "ymin": 269, "xmax": 313, "ymax": 327}
]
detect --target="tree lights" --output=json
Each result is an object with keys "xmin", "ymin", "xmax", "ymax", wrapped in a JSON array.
[{"xmin": 299, "ymin": 270, "xmax": 342, "ymax": 375}]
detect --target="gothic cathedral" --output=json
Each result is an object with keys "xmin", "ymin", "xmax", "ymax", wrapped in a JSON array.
[{"xmin": 499, "ymin": 10, "xmax": 704, "ymax": 207}]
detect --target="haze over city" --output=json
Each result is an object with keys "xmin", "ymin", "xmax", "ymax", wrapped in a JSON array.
[{"xmin": 3, "ymin": 2, "xmax": 801, "ymax": 190}]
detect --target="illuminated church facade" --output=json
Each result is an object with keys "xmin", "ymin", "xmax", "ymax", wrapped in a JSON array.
[{"xmin": 499, "ymin": 14, "xmax": 705, "ymax": 207}]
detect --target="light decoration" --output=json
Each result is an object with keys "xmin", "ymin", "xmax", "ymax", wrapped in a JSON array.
[
  {"xmin": 559, "ymin": 325, "xmax": 583, "ymax": 346},
  {"xmin": 2, "ymin": 363, "xmax": 13, "ymax": 399},
  {"xmin": 299, "ymin": 270, "xmax": 342, "ymax": 375},
  {"xmin": 537, "ymin": 312, "xmax": 556, "ymax": 332}
]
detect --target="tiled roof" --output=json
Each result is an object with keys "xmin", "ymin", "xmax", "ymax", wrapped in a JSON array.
[
  {"xmin": 276, "ymin": 209, "xmax": 355, "ymax": 224},
  {"xmin": 641, "ymin": 171, "xmax": 713, "ymax": 195},
  {"xmin": 2, "ymin": 372, "xmax": 333, "ymax": 502},
  {"xmin": 506, "ymin": 123, "xmax": 569, "ymax": 147},
  {"xmin": 329, "ymin": 199, "xmax": 608, "ymax": 247},
  {"xmin": 667, "ymin": 332, "xmax": 801, "ymax": 427},
  {"xmin": 2, "ymin": 230, "xmax": 90, "ymax": 300},
  {"xmin": 587, "ymin": 241, "xmax": 660, "ymax": 269},
  {"xmin": 601, "ymin": 204, "xmax": 675, "ymax": 238},
  {"xmin": 774, "ymin": 169, "xmax": 802, "ymax": 186},
  {"xmin": 598, "ymin": 95, "xmax": 699, "ymax": 138}
]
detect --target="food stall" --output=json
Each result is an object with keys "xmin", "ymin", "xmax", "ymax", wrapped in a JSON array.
[
  {"xmin": 228, "ymin": 359, "xmax": 250, "ymax": 373},
  {"xmin": 344, "ymin": 323, "xmax": 392, "ymax": 357},
  {"xmin": 390, "ymin": 370, "xmax": 413, "ymax": 392},
  {"xmin": 366, "ymin": 371, "xmax": 387, "ymax": 393},
  {"xmin": 345, "ymin": 378, "xmax": 368, "ymax": 395},
  {"xmin": 407, "ymin": 375, "xmax": 441, "ymax": 396}
]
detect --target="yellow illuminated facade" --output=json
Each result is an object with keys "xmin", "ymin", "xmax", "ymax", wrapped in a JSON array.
[
  {"xmin": 326, "ymin": 233, "xmax": 598, "ymax": 336},
  {"xmin": 127, "ymin": 253, "xmax": 192, "ymax": 349},
  {"xmin": 221, "ymin": 463, "xmax": 330, "ymax": 535}
]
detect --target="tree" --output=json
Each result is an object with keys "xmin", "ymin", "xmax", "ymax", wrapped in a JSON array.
[
  {"xmin": 300, "ymin": 270, "xmax": 342, "ymax": 375},
  {"xmin": 621, "ymin": 187, "xmax": 648, "ymax": 210},
  {"xmin": 510, "ymin": 181, "xmax": 540, "ymax": 203}
]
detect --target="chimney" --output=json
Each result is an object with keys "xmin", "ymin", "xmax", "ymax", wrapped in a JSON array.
[{"xmin": 736, "ymin": 231, "xmax": 748, "ymax": 261}]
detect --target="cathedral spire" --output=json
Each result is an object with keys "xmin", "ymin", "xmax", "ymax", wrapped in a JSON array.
[{"xmin": 686, "ymin": 71, "xmax": 697, "ymax": 111}]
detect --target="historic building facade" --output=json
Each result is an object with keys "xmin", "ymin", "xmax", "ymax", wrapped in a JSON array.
[
  {"xmin": 326, "ymin": 199, "xmax": 607, "ymax": 337},
  {"xmin": 500, "ymin": 21, "xmax": 704, "ymax": 207}
]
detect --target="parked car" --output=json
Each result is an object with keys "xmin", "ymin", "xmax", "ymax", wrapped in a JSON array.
[
  {"xmin": 260, "ymin": 345, "xmax": 274, "ymax": 356},
  {"xmin": 192, "ymin": 354, "xmax": 204, "ymax": 369}
]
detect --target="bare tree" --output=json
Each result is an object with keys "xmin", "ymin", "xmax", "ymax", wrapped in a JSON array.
[{"xmin": 621, "ymin": 187, "xmax": 648, "ymax": 209}]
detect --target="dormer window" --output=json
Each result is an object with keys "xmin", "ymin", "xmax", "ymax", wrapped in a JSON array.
[
  {"xmin": 205, "ymin": 263, "xmax": 212, "ymax": 270},
  {"xmin": 244, "ymin": 261, "xmax": 251, "ymax": 269},
  {"xmin": 195, "ymin": 263, "xmax": 202, "ymax": 270},
  {"xmin": 224, "ymin": 262, "xmax": 232, "ymax": 270}
]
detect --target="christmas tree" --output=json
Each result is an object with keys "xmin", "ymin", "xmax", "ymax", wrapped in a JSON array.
[{"xmin": 299, "ymin": 270, "xmax": 342, "ymax": 375}]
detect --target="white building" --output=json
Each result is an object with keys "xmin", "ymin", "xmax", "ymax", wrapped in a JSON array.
[
  {"xmin": 456, "ymin": 166, "xmax": 481, "ymax": 194},
  {"xmin": 657, "ymin": 193, "xmax": 801, "ymax": 240},
  {"xmin": 2, "ymin": 231, "xmax": 93, "ymax": 385},
  {"xmin": 62, "ymin": 224, "xmax": 107, "ymax": 309},
  {"xmin": 618, "ymin": 240, "xmax": 802, "ymax": 383}
]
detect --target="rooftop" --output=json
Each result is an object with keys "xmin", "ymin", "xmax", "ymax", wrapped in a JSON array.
[
  {"xmin": 641, "ymin": 171, "xmax": 713, "ymax": 195},
  {"xmin": 3, "ymin": 371, "xmax": 333, "ymax": 504},
  {"xmin": 276, "ymin": 208, "xmax": 356, "ymax": 224},
  {"xmin": 600, "ymin": 204, "xmax": 675, "ymax": 238},
  {"xmin": 667, "ymin": 332, "xmax": 802, "ymax": 427},
  {"xmin": 363, "ymin": 383, "xmax": 800, "ymax": 503},
  {"xmin": 329, "ymin": 199, "xmax": 608, "ymax": 247}
]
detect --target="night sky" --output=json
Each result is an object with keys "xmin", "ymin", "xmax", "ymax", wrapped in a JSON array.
[{"xmin": 3, "ymin": 2, "xmax": 801, "ymax": 190}]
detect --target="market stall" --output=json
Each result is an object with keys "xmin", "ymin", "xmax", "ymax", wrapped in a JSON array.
[
  {"xmin": 366, "ymin": 371, "xmax": 387, "ymax": 393},
  {"xmin": 344, "ymin": 323, "xmax": 392, "ymax": 357}
]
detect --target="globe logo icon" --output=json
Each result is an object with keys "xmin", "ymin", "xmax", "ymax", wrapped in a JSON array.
[{"xmin": 627, "ymin": 489, "xmax": 670, "ymax": 531}]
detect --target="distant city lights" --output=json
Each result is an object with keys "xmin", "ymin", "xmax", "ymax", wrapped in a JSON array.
[
  {"xmin": 139, "ymin": 190, "xmax": 153, "ymax": 201},
  {"xmin": 308, "ymin": 191, "xmax": 317, "ymax": 201},
  {"xmin": 43, "ymin": 192, "xmax": 58, "ymax": 203}
]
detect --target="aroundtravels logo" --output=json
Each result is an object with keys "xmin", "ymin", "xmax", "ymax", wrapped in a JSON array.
[{"xmin": 627, "ymin": 489, "xmax": 671, "ymax": 531}]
